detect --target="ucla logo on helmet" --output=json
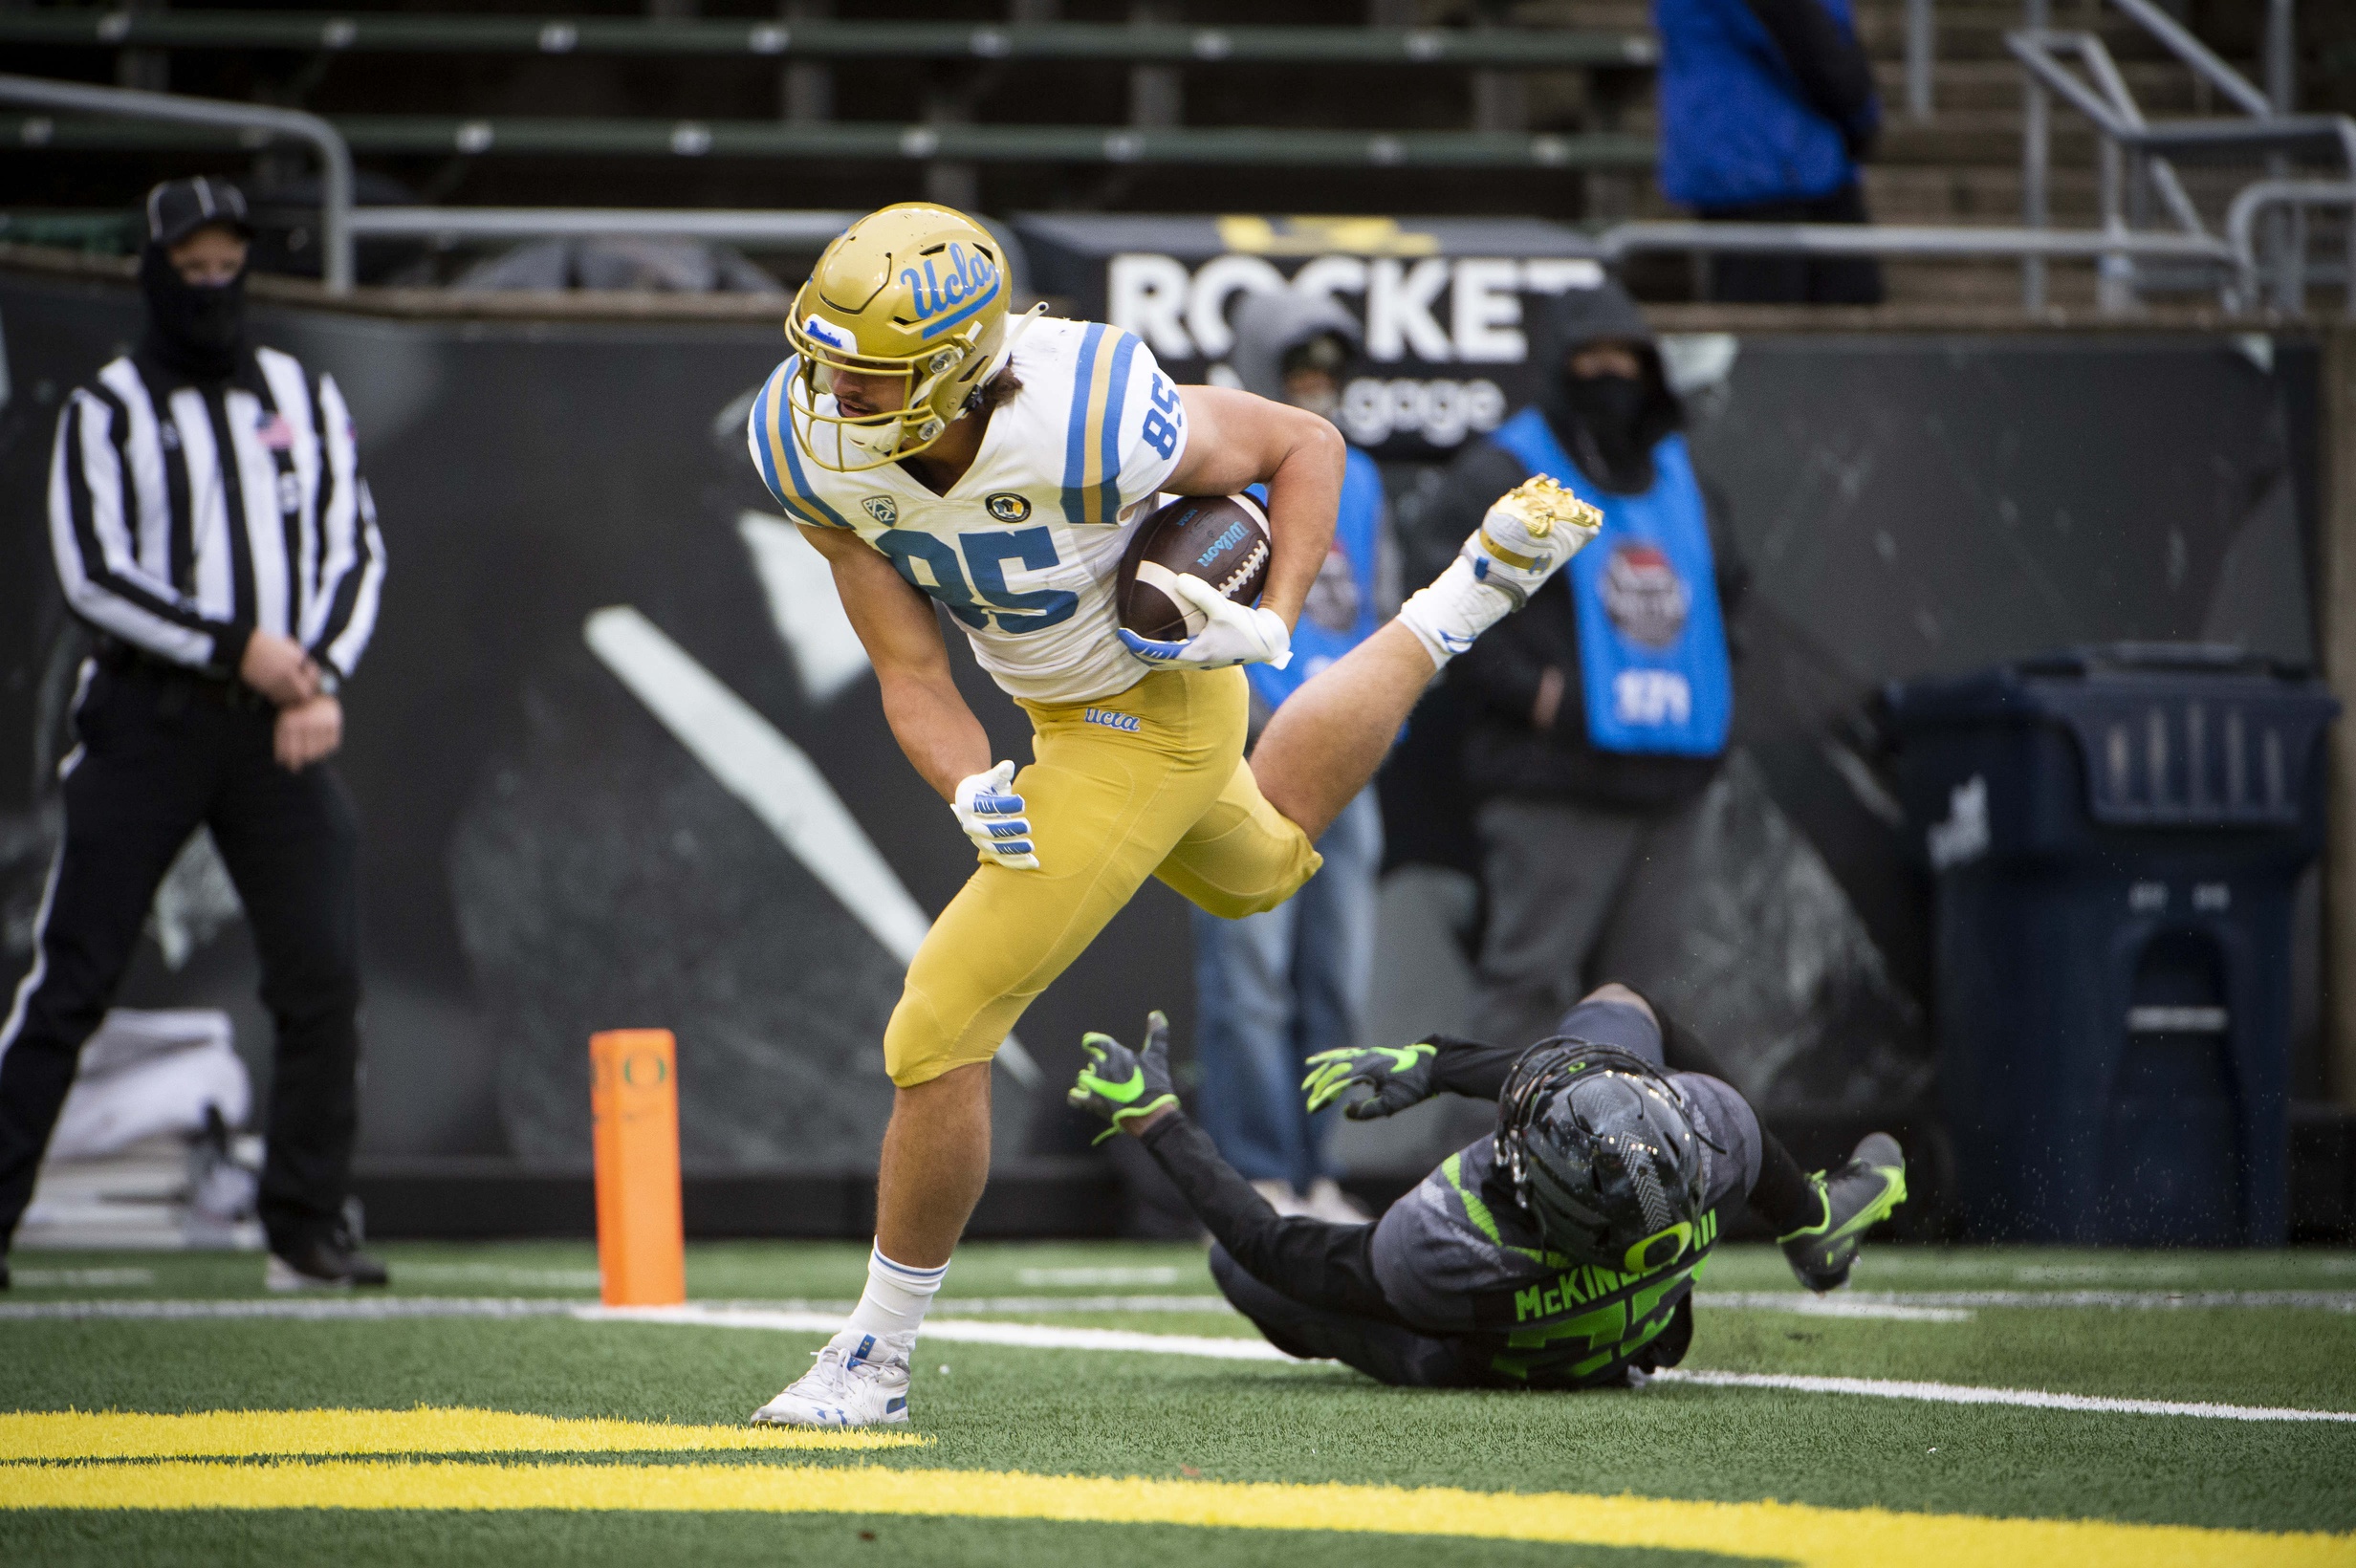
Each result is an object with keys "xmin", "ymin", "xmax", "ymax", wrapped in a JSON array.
[
  {"xmin": 986, "ymin": 492, "xmax": 1032, "ymax": 523},
  {"xmin": 901, "ymin": 243, "xmax": 1000, "ymax": 339},
  {"xmin": 862, "ymin": 495, "xmax": 899, "ymax": 526}
]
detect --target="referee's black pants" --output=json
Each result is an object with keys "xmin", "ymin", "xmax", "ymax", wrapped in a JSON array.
[{"xmin": 0, "ymin": 662, "xmax": 362, "ymax": 1255}]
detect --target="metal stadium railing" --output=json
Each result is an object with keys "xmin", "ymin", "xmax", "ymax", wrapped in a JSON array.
[
  {"xmin": 0, "ymin": 11, "xmax": 1656, "ymax": 70},
  {"xmin": 0, "ymin": 72, "xmax": 355, "ymax": 291},
  {"xmin": 4, "ymin": 110, "xmax": 1656, "ymax": 175},
  {"xmin": 2009, "ymin": 0, "xmax": 2352, "ymax": 313},
  {"xmin": 6, "ymin": 71, "xmax": 2342, "ymax": 316}
]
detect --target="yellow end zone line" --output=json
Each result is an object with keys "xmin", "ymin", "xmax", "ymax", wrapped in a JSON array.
[
  {"xmin": 4, "ymin": 1458, "xmax": 2351, "ymax": 1568},
  {"xmin": 0, "ymin": 1412, "xmax": 2348, "ymax": 1568}
]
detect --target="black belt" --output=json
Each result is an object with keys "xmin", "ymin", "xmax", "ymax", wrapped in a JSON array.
[{"xmin": 95, "ymin": 637, "xmax": 273, "ymax": 711}]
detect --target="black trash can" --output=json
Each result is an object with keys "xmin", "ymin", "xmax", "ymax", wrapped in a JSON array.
[{"xmin": 1885, "ymin": 644, "xmax": 2336, "ymax": 1246}]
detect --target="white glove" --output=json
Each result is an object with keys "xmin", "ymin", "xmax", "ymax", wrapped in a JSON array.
[
  {"xmin": 1116, "ymin": 573, "xmax": 1294, "ymax": 671},
  {"xmin": 953, "ymin": 760, "xmax": 1040, "ymax": 871}
]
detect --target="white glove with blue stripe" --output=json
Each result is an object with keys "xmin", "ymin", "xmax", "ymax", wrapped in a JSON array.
[
  {"xmin": 1115, "ymin": 573, "xmax": 1294, "ymax": 672},
  {"xmin": 953, "ymin": 760, "xmax": 1040, "ymax": 871}
]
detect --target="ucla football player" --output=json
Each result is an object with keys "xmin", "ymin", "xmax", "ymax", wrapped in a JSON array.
[{"xmin": 744, "ymin": 203, "xmax": 1601, "ymax": 1426}]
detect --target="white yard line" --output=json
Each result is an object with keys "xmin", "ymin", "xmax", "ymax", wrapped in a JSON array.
[
  {"xmin": 0, "ymin": 1297, "xmax": 579, "ymax": 1322},
  {"xmin": 1829, "ymin": 1289, "xmax": 2356, "ymax": 1313},
  {"xmin": 590, "ymin": 1303, "xmax": 1288, "ymax": 1361},
  {"xmin": 1648, "ymin": 1368, "xmax": 2356, "ymax": 1424},
  {"xmin": 8, "ymin": 1296, "xmax": 2354, "ymax": 1422},
  {"xmin": 1696, "ymin": 1293, "xmax": 1972, "ymax": 1322}
]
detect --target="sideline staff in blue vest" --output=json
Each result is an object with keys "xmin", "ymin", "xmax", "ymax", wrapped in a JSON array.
[
  {"xmin": 1412, "ymin": 278, "xmax": 1745, "ymax": 1055},
  {"xmin": 1189, "ymin": 289, "xmax": 1397, "ymax": 1224},
  {"xmin": 1655, "ymin": 0, "xmax": 1884, "ymax": 305}
]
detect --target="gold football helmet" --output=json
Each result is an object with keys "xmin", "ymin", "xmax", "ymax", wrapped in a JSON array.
[{"xmin": 784, "ymin": 203, "xmax": 1014, "ymax": 472}]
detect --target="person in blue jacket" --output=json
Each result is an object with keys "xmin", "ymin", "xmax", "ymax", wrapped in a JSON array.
[
  {"xmin": 1655, "ymin": 0, "xmax": 1886, "ymax": 304},
  {"xmin": 1402, "ymin": 278, "xmax": 1745, "ymax": 1056},
  {"xmin": 1189, "ymin": 289, "xmax": 1398, "ymax": 1224}
]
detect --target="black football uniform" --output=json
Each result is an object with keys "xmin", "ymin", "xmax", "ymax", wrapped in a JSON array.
[{"xmin": 1136, "ymin": 994, "xmax": 1771, "ymax": 1388}]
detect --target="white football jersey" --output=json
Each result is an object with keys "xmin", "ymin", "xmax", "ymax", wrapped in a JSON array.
[{"xmin": 747, "ymin": 317, "xmax": 1189, "ymax": 705}]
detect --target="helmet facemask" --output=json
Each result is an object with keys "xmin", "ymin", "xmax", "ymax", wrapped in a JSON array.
[{"xmin": 1495, "ymin": 1041, "xmax": 1712, "ymax": 1274}]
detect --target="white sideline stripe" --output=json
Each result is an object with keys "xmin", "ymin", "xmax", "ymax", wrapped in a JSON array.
[
  {"xmin": 0, "ymin": 1297, "xmax": 579, "ymax": 1322},
  {"xmin": 1835, "ymin": 1289, "xmax": 2356, "ymax": 1313},
  {"xmin": 1650, "ymin": 1368, "xmax": 2356, "ymax": 1424},
  {"xmin": 702, "ymin": 1296, "xmax": 1241, "ymax": 1316},
  {"xmin": 581, "ymin": 605, "xmax": 1038, "ymax": 1086},
  {"xmin": 11, "ymin": 1296, "xmax": 2356, "ymax": 1421},
  {"xmin": 1696, "ymin": 1293, "xmax": 1972, "ymax": 1322},
  {"xmin": 589, "ymin": 1303, "xmax": 1291, "ymax": 1361}
]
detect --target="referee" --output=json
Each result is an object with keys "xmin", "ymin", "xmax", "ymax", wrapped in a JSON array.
[{"xmin": 0, "ymin": 177, "xmax": 388, "ymax": 1290}]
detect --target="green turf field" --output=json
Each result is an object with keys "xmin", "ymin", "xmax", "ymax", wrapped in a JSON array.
[{"xmin": 5, "ymin": 1240, "xmax": 2354, "ymax": 1566}]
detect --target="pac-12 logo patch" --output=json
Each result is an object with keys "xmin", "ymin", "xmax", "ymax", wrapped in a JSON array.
[
  {"xmin": 987, "ymin": 492, "xmax": 1033, "ymax": 523},
  {"xmin": 861, "ymin": 495, "xmax": 899, "ymax": 526}
]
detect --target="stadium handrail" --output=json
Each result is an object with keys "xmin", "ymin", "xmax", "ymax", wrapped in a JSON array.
[
  {"xmin": 0, "ymin": 72, "xmax": 354, "ymax": 291},
  {"xmin": 316, "ymin": 206, "xmax": 2297, "ymax": 317},
  {"xmin": 2224, "ymin": 180, "xmax": 2356, "ymax": 315},
  {"xmin": 0, "ymin": 11, "xmax": 1656, "ymax": 69},
  {"xmin": 2010, "ymin": 0, "xmax": 2352, "ymax": 313},
  {"xmin": 4, "ymin": 110, "xmax": 1656, "ymax": 172}
]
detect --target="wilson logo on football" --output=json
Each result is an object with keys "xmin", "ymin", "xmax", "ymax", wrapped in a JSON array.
[
  {"xmin": 901, "ymin": 244, "xmax": 1000, "ymax": 338},
  {"xmin": 1601, "ymin": 544, "xmax": 1690, "ymax": 649}
]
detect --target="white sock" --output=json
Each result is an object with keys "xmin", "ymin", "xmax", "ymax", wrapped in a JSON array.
[
  {"xmin": 844, "ymin": 1246, "xmax": 946, "ymax": 1350},
  {"xmin": 1397, "ymin": 556, "xmax": 1515, "ymax": 668}
]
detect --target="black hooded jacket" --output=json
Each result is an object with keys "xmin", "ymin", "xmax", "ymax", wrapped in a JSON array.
[{"xmin": 1397, "ymin": 282, "xmax": 1745, "ymax": 812}]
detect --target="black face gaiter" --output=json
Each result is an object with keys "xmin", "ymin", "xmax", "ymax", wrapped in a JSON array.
[
  {"xmin": 1541, "ymin": 370, "xmax": 1655, "ymax": 495},
  {"xmin": 138, "ymin": 244, "xmax": 249, "ymax": 381}
]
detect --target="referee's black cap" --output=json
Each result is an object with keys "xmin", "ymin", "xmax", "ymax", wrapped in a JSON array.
[{"xmin": 143, "ymin": 176, "xmax": 254, "ymax": 249}]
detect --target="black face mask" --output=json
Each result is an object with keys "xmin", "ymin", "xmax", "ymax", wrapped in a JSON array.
[
  {"xmin": 1543, "ymin": 370, "xmax": 1656, "ymax": 494},
  {"xmin": 138, "ymin": 244, "xmax": 249, "ymax": 381}
]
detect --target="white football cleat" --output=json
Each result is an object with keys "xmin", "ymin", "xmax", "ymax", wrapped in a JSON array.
[
  {"xmin": 750, "ymin": 1329, "xmax": 911, "ymax": 1428},
  {"xmin": 1461, "ymin": 475, "xmax": 1602, "ymax": 608}
]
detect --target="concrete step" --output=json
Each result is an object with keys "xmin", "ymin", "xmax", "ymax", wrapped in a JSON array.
[
  {"xmin": 1874, "ymin": 115, "xmax": 2100, "ymax": 166},
  {"xmin": 1879, "ymin": 256, "xmax": 2103, "ymax": 306},
  {"xmin": 1863, "ymin": 163, "xmax": 2101, "ymax": 223}
]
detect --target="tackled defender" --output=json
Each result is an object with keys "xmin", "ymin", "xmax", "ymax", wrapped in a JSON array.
[
  {"xmin": 743, "ymin": 203, "xmax": 1600, "ymax": 1426},
  {"xmin": 1070, "ymin": 986, "xmax": 1908, "ymax": 1388}
]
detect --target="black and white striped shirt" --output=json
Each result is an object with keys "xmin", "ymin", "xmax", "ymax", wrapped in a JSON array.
[{"xmin": 47, "ymin": 346, "xmax": 386, "ymax": 684}]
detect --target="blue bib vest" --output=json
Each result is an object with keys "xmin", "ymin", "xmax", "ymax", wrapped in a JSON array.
[
  {"xmin": 1248, "ymin": 445, "xmax": 1386, "ymax": 712},
  {"xmin": 1487, "ymin": 407, "xmax": 1732, "ymax": 757}
]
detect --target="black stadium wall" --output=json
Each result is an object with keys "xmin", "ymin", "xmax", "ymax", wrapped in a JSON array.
[{"xmin": 0, "ymin": 245, "xmax": 2327, "ymax": 1234}]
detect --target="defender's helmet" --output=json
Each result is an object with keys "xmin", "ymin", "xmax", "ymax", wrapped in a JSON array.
[
  {"xmin": 1494, "ymin": 1041, "xmax": 1711, "ymax": 1274},
  {"xmin": 784, "ymin": 203, "xmax": 1014, "ymax": 472}
]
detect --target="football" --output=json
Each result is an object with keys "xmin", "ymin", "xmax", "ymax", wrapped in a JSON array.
[{"xmin": 1115, "ymin": 493, "xmax": 1274, "ymax": 642}]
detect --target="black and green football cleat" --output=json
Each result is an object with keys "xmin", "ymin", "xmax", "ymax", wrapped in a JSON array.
[{"xmin": 1778, "ymin": 1132, "xmax": 1907, "ymax": 1293}]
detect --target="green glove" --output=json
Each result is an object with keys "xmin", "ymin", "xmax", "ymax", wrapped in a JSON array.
[
  {"xmin": 1301, "ymin": 1039, "xmax": 1439, "ymax": 1121},
  {"xmin": 1067, "ymin": 1010, "xmax": 1181, "ymax": 1144}
]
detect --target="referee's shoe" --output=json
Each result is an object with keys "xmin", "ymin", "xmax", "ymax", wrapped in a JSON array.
[{"xmin": 266, "ymin": 1221, "xmax": 389, "ymax": 1292}]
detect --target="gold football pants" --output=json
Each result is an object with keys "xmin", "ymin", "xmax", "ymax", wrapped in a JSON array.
[{"xmin": 883, "ymin": 665, "xmax": 1321, "ymax": 1086}]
